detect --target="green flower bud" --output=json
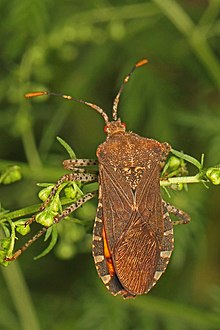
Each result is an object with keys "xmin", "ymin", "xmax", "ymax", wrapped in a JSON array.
[
  {"xmin": 168, "ymin": 156, "xmax": 181, "ymax": 170},
  {"xmin": 50, "ymin": 194, "xmax": 60, "ymax": 213},
  {"xmin": 170, "ymin": 183, "xmax": 184, "ymax": 191},
  {"xmin": 0, "ymin": 166, "xmax": 22, "ymax": 184},
  {"xmin": 206, "ymin": 167, "xmax": 220, "ymax": 185},
  {"xmin": 38, "ymin": 185, "xmax": 54, "ymax": 201},
  {"xmin": 36, "ymin": 210, "xmax": 54, "ymax": 227},
  {"xmin": 16, "ymin": 224, "xmax": 31, "ymax": 236},
  {"xmin": 64, "ymin": 186, "xmax": 77, "ymax": 199}
]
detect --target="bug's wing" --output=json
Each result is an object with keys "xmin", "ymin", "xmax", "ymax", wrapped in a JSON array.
[
  {"xmin": 99, "ymin": 164, "xmax": 135, "ymax": 247},
  {"xmin": 114, "ymin": 212, "xmax": 160, "ymax": 294},
  {"xmin": 100, "ymin": 164, "xmax": 163, "ymax": 294}
]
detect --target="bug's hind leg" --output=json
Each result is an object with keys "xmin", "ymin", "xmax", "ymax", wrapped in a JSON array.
[{"xmin": 163, "ymin": 201, "xmax": 190, "ymax": 225}]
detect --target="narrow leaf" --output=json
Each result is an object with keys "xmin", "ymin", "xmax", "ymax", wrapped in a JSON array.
[
  {"xmin": 171, "ymin": 149, "xmax": 202, "ymax": 170},
  {"xmin": 34, "ymin": 226, "xmax": 58, "ymax": 260},
  {"xmin": 57, "ymin": 136, "xmax": 76, "ymax": 159}
]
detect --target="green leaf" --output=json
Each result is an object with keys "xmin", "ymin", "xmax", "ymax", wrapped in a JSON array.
[
  {"xmin": 57, "ymin": 136, "xmax": 76, "ymax": 159},
  {"xmin": 34, "ymin": 226, "xmax": 58, "ymax": 260},
  {"xmin": 171, "ymin": 149, "xmax": 202, "ymax": 170}
]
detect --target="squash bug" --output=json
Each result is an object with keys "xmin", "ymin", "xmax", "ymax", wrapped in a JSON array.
[{"xmin": 9, "ymin": 59, "xmax": 190, "ymax": 298}]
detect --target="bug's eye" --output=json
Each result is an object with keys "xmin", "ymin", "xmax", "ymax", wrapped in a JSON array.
[{"xmin": 104, "ymin": 125, "xmax": 109, "ymax": 133}]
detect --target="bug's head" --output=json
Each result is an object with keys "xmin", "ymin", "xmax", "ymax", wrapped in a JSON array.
[{"xmin": 104, "ymin": 119, "xmax": 126, "ymax": 136}]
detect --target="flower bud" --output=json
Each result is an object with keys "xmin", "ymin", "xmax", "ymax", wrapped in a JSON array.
[
  {"xmin": 38, "ymin": 185, "xmax": 54, "ymax": 201},
  {"xmin": 0, "ymin": 166, "xmax": 22, "ymax": 184},
  {"xmin": 64, "ymin": 186, "xmax": 77, "ymax": 199},
  {"xmin": 36, "ymin": 211, "xmax": 54, "ymax": 227},
  {"xmin": 206, "ymin": 167, "xmax": 220, "ymax": 185},
  {"xmin": 16, "ymin": 224, "xmax": 31, "ymax": 236},
  {"xmin": 168, "ymin": 156, "xmax": 181, "ymax": 170}
]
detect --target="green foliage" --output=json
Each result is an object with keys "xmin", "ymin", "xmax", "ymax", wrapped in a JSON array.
[
  {"xmin": 0, "ymin": 165, "xmax": 22, "ymax": 184},
  {"xmin": 0, "ymin": 0, "xmax": 220, "ymax": 329},
  {"xmin": 1, "ymin": 139, "xmax": 218, "ymax": 268}
]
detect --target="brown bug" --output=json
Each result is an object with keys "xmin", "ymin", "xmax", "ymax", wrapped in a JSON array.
[{"xmin": 8, "ymin": 59, "xmax": 190, "ymax": 298}]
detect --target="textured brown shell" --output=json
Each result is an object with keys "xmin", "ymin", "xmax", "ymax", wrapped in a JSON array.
[{"xmin": 95, "ymin": 131, "xmax": 171, "ymax": 295}]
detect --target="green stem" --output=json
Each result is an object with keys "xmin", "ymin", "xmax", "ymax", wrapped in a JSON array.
[
  {"xmin": 0, "ymin": 198, "xmax": 78, "ymax": 222},
  {"xmin": 17, "ymin": 51, "xmax": 43, "ymax": 169},
  {"xmin": 160, "ymin": 175, "xmax": 202, "ymax": 186},
  {"xmin": 1, "ymin": 253, "xmax": 41, "ymax": 330}
]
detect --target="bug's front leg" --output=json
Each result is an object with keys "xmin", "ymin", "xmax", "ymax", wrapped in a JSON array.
[
  {"xmin": 63, "ymin": 159, "xmax": 98, "ymax": 171},
  {"xmin": 53, "ymin": 191, "xmax": 96, "ymax": 223},
  {"xmin": 163, "ymin": 201, "xmax": 190, "ymax": 225}
]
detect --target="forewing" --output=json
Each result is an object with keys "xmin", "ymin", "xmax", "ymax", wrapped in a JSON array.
[
  {"xmin": 135, "ymin": 164, "xmax": 164, "ymax": 242},
  {"xmin": 99, "ymin": 162, "xmax": 164, "ymax": 295},
  {"xmin": 99, "ymin": 164, "xmax": 134, "ymax": 249},
  {"xmin": 114, "ymin": 212, "xmax": 160, "ymax": 294}
]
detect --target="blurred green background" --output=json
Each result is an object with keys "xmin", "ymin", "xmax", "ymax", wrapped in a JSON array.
[{"xmin": 0, "ymin": 0, "xmax": 220, "ymax": 329}]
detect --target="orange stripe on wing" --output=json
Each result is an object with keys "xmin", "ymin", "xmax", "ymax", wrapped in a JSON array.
[{"xmin": 102, "ymin": 227, "xmax": 115, "ymax": 277}]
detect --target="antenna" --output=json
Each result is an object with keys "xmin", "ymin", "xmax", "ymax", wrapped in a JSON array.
[
  {"xmin": 24, "ymin": 91, "xmax": 110, "ymax": 125},
  {"xmin": 112, "ymin": 59, "xmax": 148, "ymax": 121},
  {"xmin": 25, "ymin": 59, "xmax": 148, "ymax": 124}
]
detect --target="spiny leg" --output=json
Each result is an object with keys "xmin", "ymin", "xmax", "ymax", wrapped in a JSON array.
[
  {"xmin": 146, "ymin": 207, "xmax": 174, "ymax": 293},
  {"xmin": 26, "ymin": 172, "xmax": 97, "ymax": 226},
  {"xmin": 62, "ymin": 167, "xmax": 97, "ymax": 174},
  {"xmin": 163, "ymin": 201, "xmax": 190, "ymax": 225},
  {"xmin": 54, "ymin": 192, "xmax": 96, "ymax": 223},
  {"xmin": 5, "ymin": 192, "xmax": 96, "ymax": 261},
  {"xmin": 63, "ymin": 159, "xmax": 98, "ymax": 170},
  {"xmin": 63, "ymin": 159, "xmax": 98, "ymax": 173}
]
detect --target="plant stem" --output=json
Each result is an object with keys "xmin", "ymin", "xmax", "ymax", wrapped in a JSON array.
[
  {"xmin": 160, "ymin": 175, "xmax": 202, "ymax": 186},
  {"xmin": 1, "ymin": 257, "xmax": 41, "ymax": 330}
]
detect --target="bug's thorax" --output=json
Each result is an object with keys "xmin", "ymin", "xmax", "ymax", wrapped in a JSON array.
[
  {"xmin": 97, "ymin": 123, "xmax": 171, "ymax": 168},
  {"xmin": 97, "ymin": 122, "xmax": 171, "ymax": 193}
]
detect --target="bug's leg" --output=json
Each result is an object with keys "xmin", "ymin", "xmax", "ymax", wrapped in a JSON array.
[
  {"xmin": 26, "ymin": 172, "xmax": 97, "ymax": 225},
  {"xmin": 54, "ymin": 191, "xmax": 96, "ymax": 223},
  {"xmin": 163, "ymin": 201, "xmax": 190, "ymax": 225},
  {"xmin": 63, "ymin": 159, "xmax": 98, "ymax": 170},
  {"xmin": 147, "ymin": 206, "xmax": 174, "ymax": 293},
  {"xmin": 6, "ymin": 192, "xmax": 96, "ymax": 261}
]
